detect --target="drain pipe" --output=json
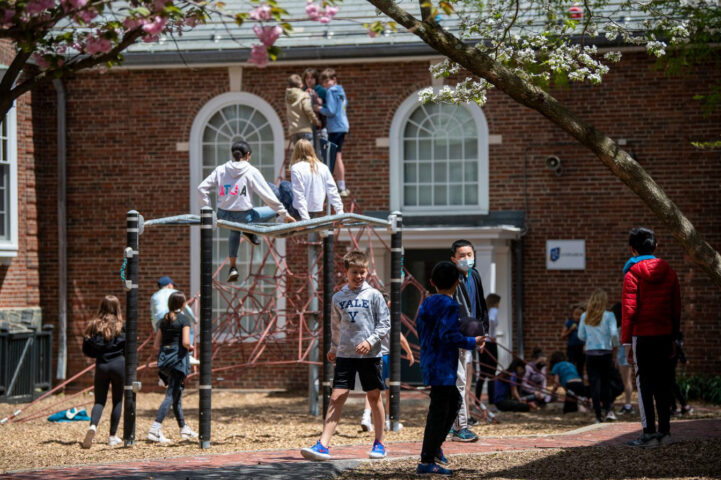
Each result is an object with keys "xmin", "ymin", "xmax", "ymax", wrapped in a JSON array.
[
  {"xmin": 514, "ymin": 237, "xmax": 524, "ymax": 358},
  {"xmin": 53, "ymin": 79, "xmax": 67, "ymax": 380}
]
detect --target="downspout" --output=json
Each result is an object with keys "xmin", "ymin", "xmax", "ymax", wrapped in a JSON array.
[
  {"xmin": 514, "ymin": 237, "xmax": 524, "ymax": 358},
  {"xmin": 53, "ymin": 79, "xmax": 67, "ymax": 380}
]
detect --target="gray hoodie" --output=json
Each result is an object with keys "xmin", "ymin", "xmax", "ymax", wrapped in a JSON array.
[{"xmin": 330, "ymin": 282, "xmax": 390, "ymax": 359}]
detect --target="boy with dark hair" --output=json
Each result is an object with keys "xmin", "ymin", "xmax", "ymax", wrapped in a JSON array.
[
  {"xmin": 415, "ymin": 261, "xmax": 484, "ymax": 476},
  {"xmin": 301, "ymin": 250, "xmax": 390, "ymax": 461},
  {"xmin": 622, "ymin": 227, "xmax": 681, "ymax": 447},
  {"xmin": 317, "ymin": 68, "xmax": 350, "ymax": 196}
]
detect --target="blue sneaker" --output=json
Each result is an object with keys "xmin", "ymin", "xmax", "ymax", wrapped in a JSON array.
[
  {"xmin": 416, "ymin": 462, "xmax": 452, "ymax": 476},
  {"xmin": 450, "ymin": 427, "xmax": 478, "ymax": 442},
  {"xmin": 435, "ymin": 448, "xmax": 449, "ymax": 465},
  {"xmin": 300, "ymin": 440, "xmax": 331, "ymax": 461},
  {"xmin": 369, "ymin": 439, "xmax": 386, "ymax": 459}
]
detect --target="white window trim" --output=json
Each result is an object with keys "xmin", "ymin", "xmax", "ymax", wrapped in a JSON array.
[
  {"xmin": 389, "ymin": 89, "xmax": 489, "ymax": 215},
  {"xmin": 188, "ymin": 92, "xmax": 286, "ymax": 334},
  {"xmin": 0, "ymin": 103, "xmax": 18, "ymax": 260}
]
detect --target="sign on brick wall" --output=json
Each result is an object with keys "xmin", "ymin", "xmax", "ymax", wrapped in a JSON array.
[{"xmin": 546, "ymin": 240, "xmax": 585, "ymax": 270}]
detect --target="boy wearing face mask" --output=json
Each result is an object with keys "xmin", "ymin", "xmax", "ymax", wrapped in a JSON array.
[{"xmin": 448, "ymin": 239, "xmax": 490, "ymax": 442}]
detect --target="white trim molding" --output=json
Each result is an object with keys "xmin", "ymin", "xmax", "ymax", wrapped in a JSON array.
[
  {"xmin": 389, "ymin": 88, "xmax": 490, "ymax": 216},
  {"xmin": 0, "ymin": 103, "xmax": 18, "ymax": 261}
]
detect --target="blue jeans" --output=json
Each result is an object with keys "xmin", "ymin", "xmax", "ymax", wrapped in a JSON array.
[
  {"xmin": 217, "ymin": 182, "xmax": 298, "ymax": 258},
  {"xmin": 155, "ymin": 370, "xmax": 186, "ymax": 428}
]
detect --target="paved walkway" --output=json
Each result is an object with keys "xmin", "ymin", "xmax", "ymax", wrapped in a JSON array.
[{"xmin": 5, "ymin": 419, "xmax": 720, "ymax": 480}]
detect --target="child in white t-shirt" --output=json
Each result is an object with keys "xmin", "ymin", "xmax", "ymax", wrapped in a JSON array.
[{"xmin": 289, "ymin": 139, "xmax": 344, "ymax": 220}]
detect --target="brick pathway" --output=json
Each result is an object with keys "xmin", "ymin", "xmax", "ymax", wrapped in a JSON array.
[{"xmin": 5, "ymin": 419, "xmax": 720, "ymax": 480}]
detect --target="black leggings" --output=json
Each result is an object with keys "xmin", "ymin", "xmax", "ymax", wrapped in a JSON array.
[
  {"xmin": 91, "ymin": 356, "xmax": 124, "ymax": 436},
  {"xmin": 495, "ymin": 398, "xmax": 531, "ymax": 412},
  {"xmin": 586, "ymin": 353, "xmax": 613, "ymax": 418}
]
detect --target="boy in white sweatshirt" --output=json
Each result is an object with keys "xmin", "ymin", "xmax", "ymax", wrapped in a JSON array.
[
  {"xmin": 300, "ymin": 250, "xmax": 390, "ymax": 461},
  {"xmin": 197, "ymin": 141, "xmax": 295, "ymax": 282}
]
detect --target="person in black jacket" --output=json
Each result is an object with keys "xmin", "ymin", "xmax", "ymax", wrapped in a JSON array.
[
  {"xmin": 449, "ymin": 239, "xmax": 489, "ymax": 442},
  {"xmin": 81, "ymin": 295, "xmax": 126, "ymax": 449}
]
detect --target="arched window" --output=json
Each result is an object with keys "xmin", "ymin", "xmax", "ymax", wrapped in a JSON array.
[
  {"xmin": 390, "ymin": 91, "xmax": 489, "ymax": 214},
  {"xmin": 190, "ymin": 93, "xmax": 285, "ymax": 331}
]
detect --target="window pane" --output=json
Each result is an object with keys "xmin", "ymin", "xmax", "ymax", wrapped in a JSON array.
[
  {"xmin": 404, "ymin": 121, "xmax": 418, "ymax": 138},
  {"xmin": 403, "ymin": 140, "xmax": 417, "ymax": 160},
  {"xmin": 450, "ymin": 186, "xmax": 464, "ymax": 205},
  {"xmin": 465, "ymin": 161, "xmax": 478, "ymax": 180},
  {"xmin": 418, "ymin": 162, "xmax": 432, "ymax": 183},
  {"xmin": 433, "ymin": 162, "xmax": 447, "ymax": 182},
  {"xmin": 464, "ymin": 138, "xmax": 477, "ymax": 158},
  {"xmin": 404, "ymin": 162, "xmax": 417, "ymax": 183},
  {"xmin": 449, "ymin": 162, "xmax": 464, "ymax": 182},
  {"xmin": 433, "ymin": 185, "xmax": 447, "ymax": 206},
  {"xmin": 418, "ymin": 187, "xmax": 432, "ymax": 206},
  {"xmin": 404, "ymin": 185, "xmax": 417, "ymax": 206},
  {"xmin": 418, "ymin": 140, "xmax": 432, "ymax": 160},
  {"xmin": 448, "ymin": 137, "xmax": 463, "ymax": 160},
  {"xmin": 409, "ymin": 106, "xmax": 426, "ymax": 124},
  {"xmin": 433, "ymin": 138, "xmax": 448, "ymax": 161},
  {"xmin": 465, "ymin": 184, "xmax": 478, "ymax": 205},
  {"xmin": 0, "ymin": 161, "xmax": 6, "ymax": 238}
]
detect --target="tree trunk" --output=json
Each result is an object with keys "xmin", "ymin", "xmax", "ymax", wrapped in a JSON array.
[{"xmin": 368, "ymin": 0, "xmax": 721, "ymax": 286}]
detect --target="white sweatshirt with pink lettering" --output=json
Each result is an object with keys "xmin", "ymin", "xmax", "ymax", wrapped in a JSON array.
[{"xmin": 197, "ymin": 160, "xmax": 287, "ymax": 216}]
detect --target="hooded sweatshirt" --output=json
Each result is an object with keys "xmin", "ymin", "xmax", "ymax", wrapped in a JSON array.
[
  {"xmin": 82, "ymin": 328, "xmax": 126, "ymax": 364},
  {"xmin": 197, "ymin": 160, "xmax": 288, "ymax": 216},
  {"xmin": 330, "ymin": 281, "xmax": 390, "ymax": 358},
  {"xmin": 621, "ymin": 257, "xmax": 681, "ymax": 344},
  {"xmin": 290, "ymin": 160, "xmax": 344, "ymax": 220},
  {"xmin": 319, "ymin": 84, "xmax": 349, "ymax": 133},
  {"xmin": 286, "ymin": 87, "xmax": 318, "ymax": 136}
]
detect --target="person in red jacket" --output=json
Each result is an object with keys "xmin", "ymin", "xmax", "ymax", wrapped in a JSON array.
[{"xmin": 622, "ymin": 227, "xmax": 681, "ymax": 448}]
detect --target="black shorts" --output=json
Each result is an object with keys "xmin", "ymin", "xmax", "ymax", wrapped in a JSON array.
[
  {"xmin": 328, "ymin": 132, "xmax": 346, "ymax": 152},
  {"xmin": 333, "ymin": 357, "xmax": 384, "ymax": 392}
]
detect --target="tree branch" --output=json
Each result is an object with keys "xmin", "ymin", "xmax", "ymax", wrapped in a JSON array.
[{"xmin": 367, "ymin": 0, "xmax": 721, "ymax": 285}]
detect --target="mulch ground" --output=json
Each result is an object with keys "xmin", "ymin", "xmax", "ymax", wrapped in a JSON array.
[
  {"xmin": 339, "ymin": 439, "xmax": 721, "ymax": 480},
  {"xmin": 0, "ymin": 390, "xmax": 718, "ymax": 474}
]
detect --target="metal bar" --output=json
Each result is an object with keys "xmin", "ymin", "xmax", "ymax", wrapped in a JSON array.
[
  {"xmin": 308, "ymin": 232, "xmax": 320, "ymax": 416},
  {"xmin": 322, "ymin": 230, "xmax": 334, "ymax": 418},
  {"xmin": 6, "ymin": 335, "xmax": 33, "ymax": 396},
  {"xmin": 389, "ymin": 211, "xmax": 402, "ymax": 431},
  {"xmin": 199, "ymin": 207, "xmax": 213, "ymax": 449},
  {"xmin": 123, "ymin": 211, "xmax": 139, "ymax": 446}
]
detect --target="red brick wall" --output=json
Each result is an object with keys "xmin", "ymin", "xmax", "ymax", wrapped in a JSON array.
[
  {"xmin": 0, "ymin": 43, "xmax": 40, "ymax": 311},
  {"xmin": 32, "ymin": 52, "xmax": 721, "ymax": 392}
]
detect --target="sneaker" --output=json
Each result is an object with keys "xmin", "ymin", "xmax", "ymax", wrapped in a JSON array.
[
  {"xmin": 227, "ymin": 267, "xmax": 239, "ymax": 282},
  {"xmin": 339, "ymin": 189, "xmax": 351, "ymax": 198},
  {"xmin": 82, "ymin": 426, "xmax": 96, "ymax": 449},
  {"xmin": 594, "ymin": 416, "xmax": 604, "ymax": 424},
  {"xmin": 158, "ymin": 377, "xmax": 167, "ymax": 388},
  {"xmin": 300, "ymin": 440, "xmax": 330, "ymax": 461},
  {"xmin": 385, "ymin": 419, "xmax": 404, "ymax": 431},
  {"xmin": 148, "ymin": 427, "xmax": 171, "ymax": 444},
  {"xmin": 450, "ymin": 427, "xmax": 478, "ymax": 442},
  {"xmin": 108, "ymin": 435, "xmax": 122, "ymax": 447},
  {"xmin": 627, "ymin": 433, "xmax": 660, "ymax": 448},
  {"xmin": 361, "ymin": 415, "xmax": 374, "ymax": 432},
  {"xmin": 605, "ymin": 410, "xmax": 618, "ymax": 422},
  {"xmin": 682, "ymin": 405, "xmax": 694, "ymax": 415},
  {"xmin": 618, "ymin": 405, "xmax": 635, "ymax": 415},
  {"xmin": 189, "ymin": 356, "xmax": 200, "ymax": 366},
  {"xmin": 180, "ymin": 425, "xmax": 199, "ymax": 440},
  {"xmin": 657, "ymin": 433, "xmax": 674, "ymax": 446},
  {"xmin": 468, "ymin": 416, "xmax": 479, "ymax": 426},
  {"xmin": 369, "ymin": 439, "xmax": 386, "ymax": 459},
  {"xmin": 435, "ymin": 449, "xmax": 449, "ymax": 465},
  {"xmin": 243, "ymin": 232, "xmax": 261, "ymax": 246},
  {"xmin": 416, "ymin": 462, "xmax": 452, "ymax": 476}
]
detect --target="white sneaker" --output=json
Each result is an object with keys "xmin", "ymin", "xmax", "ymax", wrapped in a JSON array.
[
  {"xmin": 180, "ymin": 425, "xmax": 199, "ymax": 440},
  {"xmin": 148, "ymin": 427, "xmax": 171, "ymax": 444},
  {"xmin": 158, "ymin": 377, "xmax": 167, "ymax": 388},
  {"xmin": 360, "ymin": 415, "xmax": 374, "ymax": 432},
  {"xmin": 82, "ymin": 425, "xmax": 96, "ymax": 449},
  {"xmin": 108, "ymin": 435, "xmax": 122, "ymax": 447},
  {"xmin": 605, "ymin": 410, "xmax": 618, "ymax": 422},
  {"xmin": 385, "ymin": 419, "xmax": 403, "ymax": 431},
  {"xmin": 189, "ymin": 356, "xmax": 200, "ymax": 366}
]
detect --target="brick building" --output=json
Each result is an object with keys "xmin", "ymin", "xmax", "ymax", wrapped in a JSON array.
[{"xmin": 2, "ymin": 2, "xmax": 720, "ymax": 391}]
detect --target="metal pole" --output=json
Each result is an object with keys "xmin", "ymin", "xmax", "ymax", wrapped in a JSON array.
[
  {"xmin": 389, "ymin": 211, "xmax": 403, "ymax": 431},
  {"xmin": 322, "ymin": 230, "xmax": 334, "ymax": 418},
  {"xmin": 199, "ymin": 207, "xmax": 213, "ymax": 449},
  {"xmin": 308, "ymin": 232, "xmax": 320, "ymax": 416},
  {"xmin": 123, "ymin": 210, "xmax": 139, "ymax": 446}
]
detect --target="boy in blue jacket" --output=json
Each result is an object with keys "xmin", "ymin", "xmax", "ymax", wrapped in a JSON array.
[
  {"xmin": 416, "ymin": 261, "xmax": 485, "ymax": 476},
  {"xmin": 318, "ymin": 68, "xmax": 350, "ymax": 196}
]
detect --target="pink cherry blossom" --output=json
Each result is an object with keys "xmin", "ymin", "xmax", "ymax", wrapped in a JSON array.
[
  {"xmin": 84, "ymin": 35, "xmax": 113, "ymax": 55},
  {"xmin": 143, "ymin": 33, "xmax": 160, "ymax": 43},
  {"xmin": 325, "ymin": 5, "xmax": 338, "ymax": 16},
  {"xmin": 61, "ymin": 0, "xmax": 87, "ymax": 11},
  {"xmin": 26, "ymin": 0, "xmax": 55, "ymax": 15},
  {"xmin": 253, "ymin": 25, "xmax": 281, "ymax": 47},
  {"xmin": 142, "ymin": 16, "xmax": 167, "ymax": 35},
  {"xmin": 318, "ymin": 15, "xmax": 331, "ymax": 24},
  {"xmin": 305, "ymin": 1, "xmax": 319, "ymax": 20},
  {"xmin": 153, "ymin": 0, "xmax": 167, "ymax": 12},
  {"xmin": 249, "ymin": 4, "xmax": 271, "ymax": 21},
  {"xmin": 32, "ymin": 53, "xmax": 50, "ymax": 69},
  {"xmin": 123, "ymin": 17, "xmax": 144, "ymax": 31},
  {"xmin": 367, "ymin": 29, "xmax": 377, "ymax": 38},
  {"xmin": 75, "ymin": 8, "xmax": 98, "ymax": 23},
  {"xmin": 248, "ymin": 44, "xmax": 269, "ymax": 68}
]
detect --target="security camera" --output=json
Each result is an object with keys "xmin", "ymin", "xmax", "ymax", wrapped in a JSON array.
[{"xmin": 545, "ymin": 155, "xmax": 562, "ymax": 176}]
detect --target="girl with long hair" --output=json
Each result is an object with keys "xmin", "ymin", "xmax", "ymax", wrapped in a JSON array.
[
  {"xmin": 81, "ymin": 295, "xmax": 126, "ymax": 448},
  {"xmin": 148, "ymin": 291, "xmax": 198, "ymax": 443},
  {"xmin": 289, "ymin": 138, "xmax": 344, "ymax": 220},
  {"xmin": 578, "ymin": 289, "xmax": 619, "ymax": 423}
]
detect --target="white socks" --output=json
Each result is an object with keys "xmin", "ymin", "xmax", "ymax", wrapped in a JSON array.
[
  {"xmin": 337, "ymin": 180, "xmax": 346, "ymax": 191},
  {"xmin": 88, "ymin": 424, "xmax": 97, "ymax": 431},
  {"xmin": 151, "ymin": 421, "xmax": 162, "ymax": 431}
]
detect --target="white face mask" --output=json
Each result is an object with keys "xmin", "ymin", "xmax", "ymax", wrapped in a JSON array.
[{"xmin": 458, "ymin": 258, "xmax": 474, "ymax": 272}]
